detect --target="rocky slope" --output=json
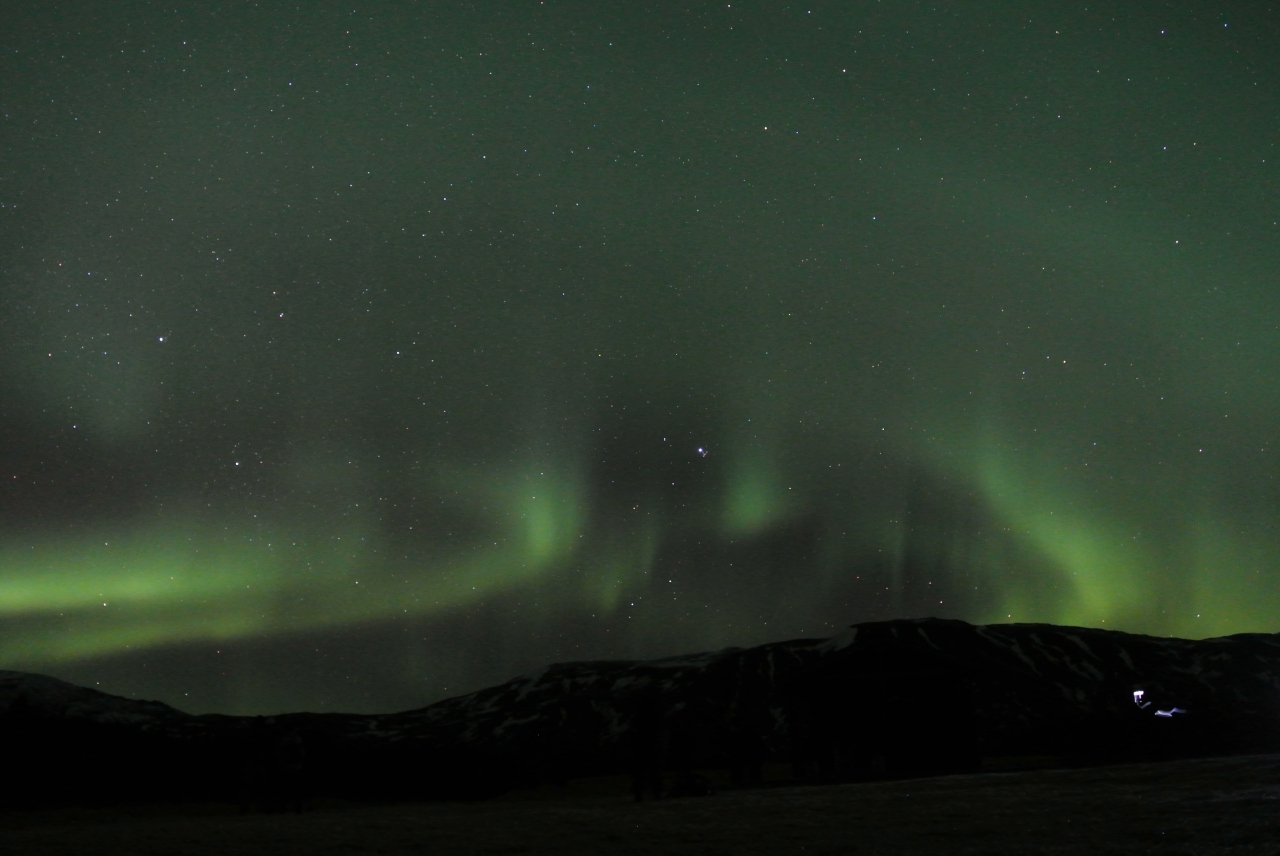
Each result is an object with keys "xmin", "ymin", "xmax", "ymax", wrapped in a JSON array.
[{"xmin": 3, "ymin": 618, "xmax": 1279, "ymax": 805}]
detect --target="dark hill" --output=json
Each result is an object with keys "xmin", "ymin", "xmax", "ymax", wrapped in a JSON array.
[{"xmin": 3, "ymin": 618, "xmax": 1279, "ymax": 806}]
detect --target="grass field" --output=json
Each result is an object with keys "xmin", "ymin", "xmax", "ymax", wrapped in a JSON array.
[{"xmin": 2, "ymin": 754, "xmax": 1277, "ymax": 854}]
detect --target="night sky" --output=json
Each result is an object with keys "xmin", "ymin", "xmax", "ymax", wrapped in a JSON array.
[{"xmin": 2, "ymin": 1, "xmax": 1278, "ymax": 715}]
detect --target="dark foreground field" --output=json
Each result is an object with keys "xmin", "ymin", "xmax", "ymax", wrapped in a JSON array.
[{"xmin": 2, "ymin": 754, "xmax": 1278, "ymax": 855}]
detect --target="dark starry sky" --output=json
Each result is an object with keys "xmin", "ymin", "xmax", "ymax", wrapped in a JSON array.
[{"xmin": 2, "ymin": 1, "xmax": 1278, "ymax": 714}]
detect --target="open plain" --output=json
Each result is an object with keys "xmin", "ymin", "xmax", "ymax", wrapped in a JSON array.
[{"xmin": 2, "ymin": 754, "xmax": 1277, "ymax": 855}]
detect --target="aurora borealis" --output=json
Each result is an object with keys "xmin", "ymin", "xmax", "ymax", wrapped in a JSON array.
[{"xmin": 2, "ymin": 1, "xmax": 1278, "ymax": 714}]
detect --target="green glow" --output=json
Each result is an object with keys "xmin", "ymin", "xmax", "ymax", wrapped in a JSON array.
[
  {"xmin": 0, "ymin": 460, "xmax": 605, "ymax": 668},
  {"xmin": 1186, "ymin": 517, "xmax": 1280, "ymax": 638},
  {"xmin": 953, "ymin": 429, "xmax": 1280, "ymax": 638},
  {"xmin": 588, "ymin": 521, "xmax": 662, "ymax": 612},
  {"xmin": 0, "ymin": 535, "xmax": 258, "ymax": 616},
  {"xmin": 972, "ymin": 448, "xmax": 1150, "ymax": 628},
  {"xmin": 723, "ymin": 442, "xmax": 794, "ymax": 537},
  {"xmin": 6, "ymin": 426, "xmax": 1273, "ymax": 671},
  {"xmin": 514, "ymin": 466, "xmax": 585, "ymax": 566}
]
